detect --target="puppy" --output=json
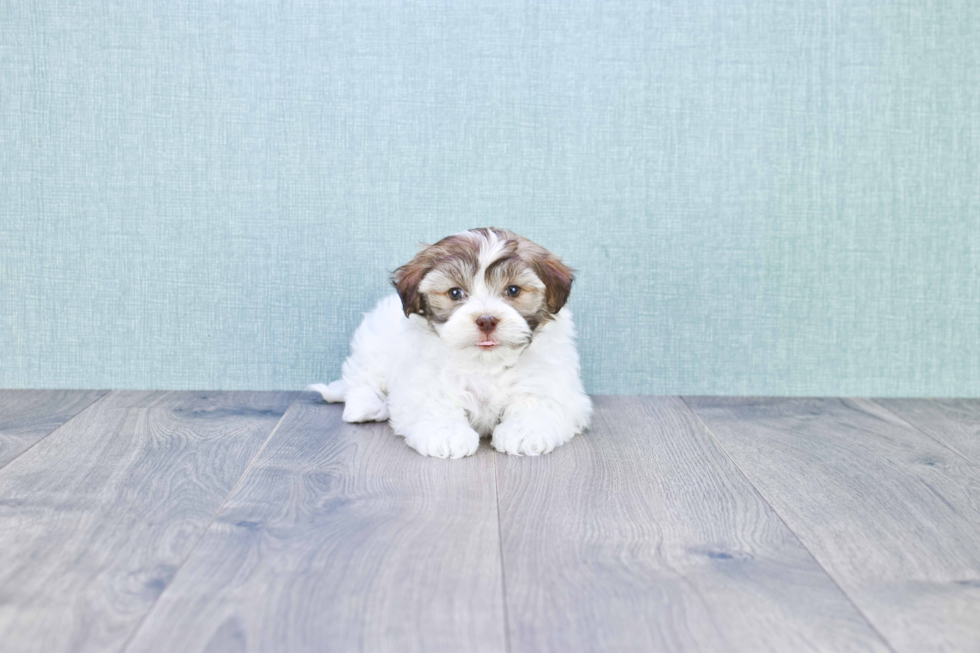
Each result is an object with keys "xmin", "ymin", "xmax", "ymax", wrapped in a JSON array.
[{"xmin": 310, "ymin": 228, "xmax": 591, "ymax": 458}]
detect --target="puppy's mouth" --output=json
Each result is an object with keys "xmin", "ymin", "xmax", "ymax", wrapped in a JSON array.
[{"xmin": 476, "ymin": 339, "xmax": 499, "ymax": 349}]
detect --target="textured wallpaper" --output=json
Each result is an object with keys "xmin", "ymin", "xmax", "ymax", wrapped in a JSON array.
[{"xmin": 1, "ymin": 0, "xmax": 978, "ymax": 395}]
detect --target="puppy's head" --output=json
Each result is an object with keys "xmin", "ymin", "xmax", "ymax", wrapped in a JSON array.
[{"xmin": 392, "ymin": 228, "xmax": 573, "ymax": 364}]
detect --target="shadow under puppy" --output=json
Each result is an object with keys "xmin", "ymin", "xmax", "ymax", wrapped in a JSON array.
[{"xmin": 311, "ymin": 228, "xmax": 591, "ymax": 458}]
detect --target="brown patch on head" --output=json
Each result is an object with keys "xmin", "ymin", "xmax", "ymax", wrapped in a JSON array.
[
  {"xmin": 393, "ymin": 228, "xmax": 575, "ymax": 335},
  {"xmin": 481, "ymin": 254, "xmax": 544, "ymax": 329},
  {"xmin": 514, "ymin": 238, "xmax": 574, "ymax": 314},
  {"xmin": 483, "ymin": 251, "xmax": 519, "ymax": 280},
  {"xmin": 391, "ymin": 233, "xmax": 480, "ymax": 318},
  {"xmin": 391, "ymin": 259, "xmax": 428, "ymax": 316},
  {"xmin": 479, "ymin": 230, "xmax": 575, "ymax": 333},
  {"xmin": 533, "ymin": 256, "xmax": 574, "ymax": 313}
]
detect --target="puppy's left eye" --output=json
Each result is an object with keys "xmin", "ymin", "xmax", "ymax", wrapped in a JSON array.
[
  {"xmin": 448, "ymin": 287, "xmax": 465, "ymax": 300},
  {"xmin": 505, "ymin": 285, "xmax": 521, "ymax": 298}
]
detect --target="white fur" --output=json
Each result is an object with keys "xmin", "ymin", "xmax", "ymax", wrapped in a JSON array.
[{"xmin": 311, "ymin": 292, "xmax": 592, "ymax": 459}]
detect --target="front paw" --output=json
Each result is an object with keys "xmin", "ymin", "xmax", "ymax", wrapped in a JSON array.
[
  {"xmin": 492, "ymin": 418, "xmax": 573, "ymax": 456},
  {"xmin": 404, "ymin": 423, "xmax": 480, "ymax": 459}
]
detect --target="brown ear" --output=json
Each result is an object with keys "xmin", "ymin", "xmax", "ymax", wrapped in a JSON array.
[
  {"xmin": 391, "ymin": 255, "xmax": 430, "ymax": 317},
  {"xmin": 533, "ymin": 255, "xmax": 574, "ymax": 313}
]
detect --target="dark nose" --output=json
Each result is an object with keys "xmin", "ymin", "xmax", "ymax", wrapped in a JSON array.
[{"xmin": 476, "ymin": 314, "xmax": 499, "ymax": 334}]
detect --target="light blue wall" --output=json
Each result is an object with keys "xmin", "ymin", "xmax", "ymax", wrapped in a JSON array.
[{"xmin": 2, "ymin": 1, "xmax": 979, "ymax": 395}]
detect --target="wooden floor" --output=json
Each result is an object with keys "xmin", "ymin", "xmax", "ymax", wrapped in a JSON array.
[{"xmin": 1, "ymin": 391, "xmax": 978, "ymax": 653}]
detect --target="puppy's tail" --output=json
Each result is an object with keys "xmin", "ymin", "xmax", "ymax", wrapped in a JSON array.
[{"xmin": 307, "ymin": 380, "xmax": 347, "ymax": 403}]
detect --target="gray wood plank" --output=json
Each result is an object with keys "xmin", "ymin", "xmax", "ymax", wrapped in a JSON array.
[
  {"xmin": 0, "ymin": 390, "xmax": 296, "ymax": 653},
  {"xmin": 685, "ymin": 397, "xmax": 980, "ymax": 653},
  {"xmin": 494, "ymin": 396, "xmax": 889, "ymax": 653},
  {"xmin": 0, "ymin": 389, "xmax": 107, "ymax": 469},
  {"xmin": 874, "ymin": 398, "xmax": 980, "ymax": 466},
  {"xmin": 124, "ymin": 392, "xmax": 506, "ymax": 653}
]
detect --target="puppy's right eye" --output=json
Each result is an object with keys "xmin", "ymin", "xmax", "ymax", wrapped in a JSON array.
[{"xmin": 448, "ymin": 288, "xmax": 464, "ymax": 300}]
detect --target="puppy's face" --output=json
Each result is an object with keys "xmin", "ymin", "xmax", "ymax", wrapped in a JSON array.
[{"xmin": 392, "ymin": 228, "xmax": 573, "ymax": 365}]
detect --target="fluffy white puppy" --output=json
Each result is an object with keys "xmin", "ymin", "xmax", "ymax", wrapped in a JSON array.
[{"xmin": 310, "ymin": 228, "xmax": 591, "ymax": 458}]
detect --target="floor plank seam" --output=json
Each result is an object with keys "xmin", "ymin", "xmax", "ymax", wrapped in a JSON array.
[
  {"xmin": 868, "ymin": 398, "xmax": 980, "ymax": 469},
  {"xmin": 678, "ymin": 397, "xmax": 900, "ymax": 653},
  {"xmin": 0, "ymin": 389, "xmax": 110, "ymax": 473},
  {"xmin": 492, "ymin": 451, "xmax": 513, "ymax": 653},
  {"xmin": 116, "ymin": 391, "xmax": 302, "ymax": 653}
]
